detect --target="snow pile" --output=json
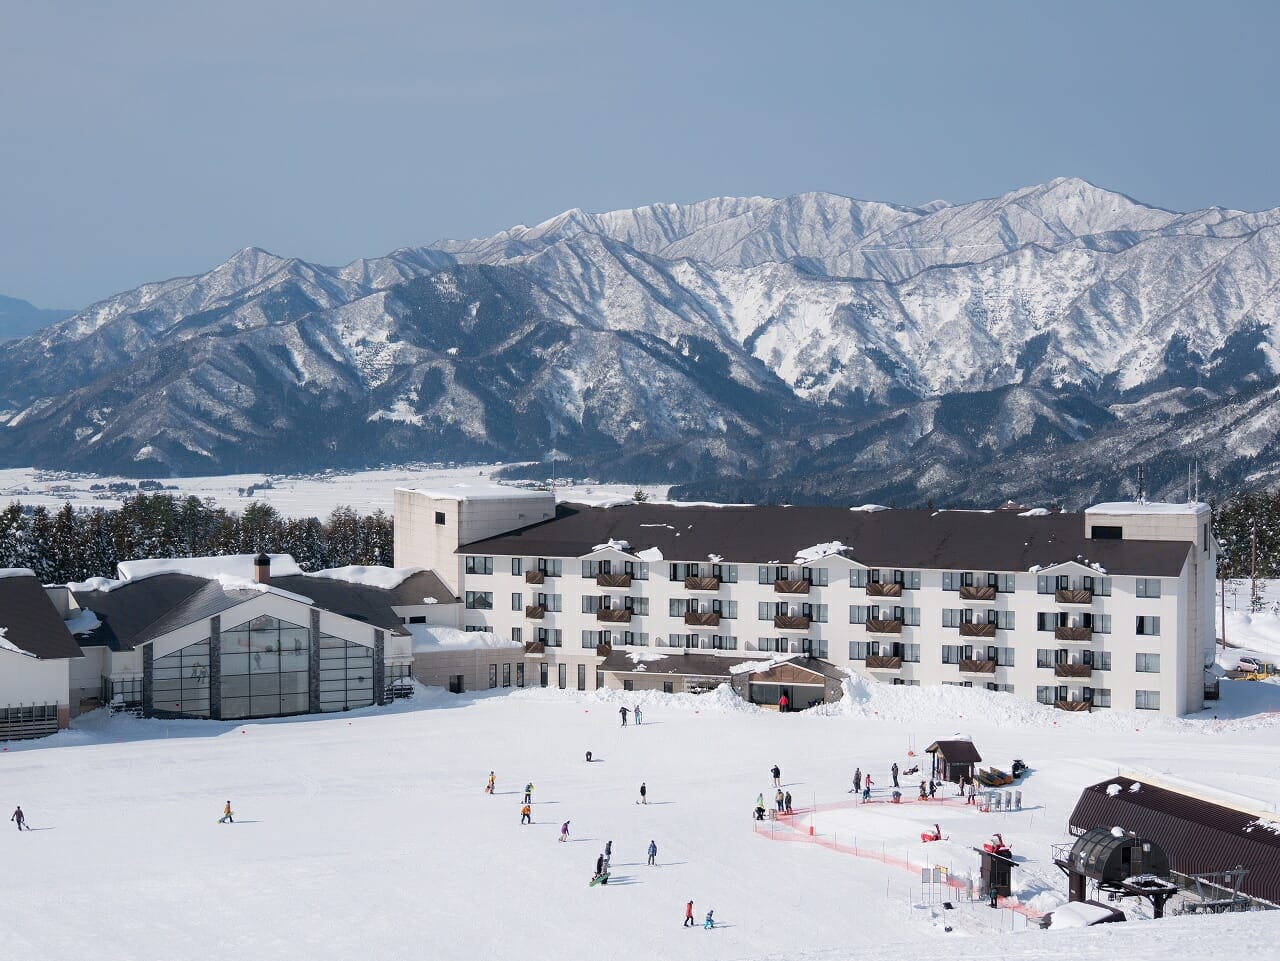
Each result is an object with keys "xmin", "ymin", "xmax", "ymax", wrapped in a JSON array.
[
  {"xmin": 64, "ymin": 608, "xmax": 102, "ymax": 636},
  {"xmin": 0, "ymin": 626, "xmax": 33, "ymax": 657},
  {"xmin": 72, "ymin": 554, "xmax": 307, "ymax": 592},
  {"xmin": 707, "ymin": 553, "xmax": 723, "ymax": 563},
  {"xmin": 1049, "ymin": 901, "xmax": 1119, "ymax": 928},
  {"xmin": 592, "ymin": 538, "xmax": 632, "ymax": 552},
  {"xmin": 1244, "ymin": 818, "xmax": 1280, "ymax": 835},
  {"xmin": 408, "ymin": 625, "xmax": 522, "ymax": 653},
  {"xmin": 1129, "ymin": 782, "xmax": 1141, "ymax": 792},
  {"xmin": 308, "ymin": 565, "xmax": 423, "ymax": 589},
  {"xmin": 1106, "ymin": 783, "xmax": 1123, "ymax": 796},
  {"xmin": 0, "ymin": 567, "xmax": 36, "ymax": 579},
  {"xmin": 1088, "ymin": 501, "xmax": 1209, "ymax": 515},
  {"xmin": 793, "ymin": 541, "xmax": 849, "ymax": 563},
  {"xmin": 564, "ymin": 496, "xmax": 635, "ymax": 508},
  {"xmin": 636, "ymin": 547, "xmax": 664, "ymax": 562},
  {"xmin": 850, "ymin": 504, "xmax": 889, "ymax": 512},
  {"xmin": 1018, "ymin": 508, "xmax": 1051, "ymax": 517}
]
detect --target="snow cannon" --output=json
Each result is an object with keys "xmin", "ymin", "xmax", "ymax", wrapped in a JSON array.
[{"xmin": 983, "ymin": 833, "xmax": 1011, "ymax": 856}]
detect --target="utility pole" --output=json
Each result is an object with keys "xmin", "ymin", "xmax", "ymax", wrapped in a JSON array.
[{"xmin": 1251, "ymin": 525, "xmax": 1260, "ymax": 614}]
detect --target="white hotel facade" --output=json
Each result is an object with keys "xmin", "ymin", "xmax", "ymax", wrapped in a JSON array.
[{"xmin": 394, "ymin": 486, "xmax": 1217, "ymax": 716}]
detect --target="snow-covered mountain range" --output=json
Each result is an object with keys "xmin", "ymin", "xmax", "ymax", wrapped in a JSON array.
[{"xmin": 2, "ymin": 177, "xmax": 1279, "ymax": 506}]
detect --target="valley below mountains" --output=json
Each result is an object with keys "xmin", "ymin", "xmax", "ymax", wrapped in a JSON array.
[{"xmin": 3, "ymin": 177, "xmax": 1280, "ymax": 507}]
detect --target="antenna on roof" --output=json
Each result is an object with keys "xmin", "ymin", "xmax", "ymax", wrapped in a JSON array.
[
  {"xmin": 1194, "ymin": 460, "xmax": 1199, "ymax": 503},
  {"xmin": 1136, "ymin": 465, "xmax": 1145, "ymax": 504}
]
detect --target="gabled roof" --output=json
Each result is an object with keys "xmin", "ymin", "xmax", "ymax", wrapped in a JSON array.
[
  {"xmin": 926, "ymin": 740, "xmax": 982, "ymax": 763},
  {"xmin": 73, "ymin": 574, "xmax": 213, "ymax": 651},
  {"xmin": 459, "ymin": 503, "xmax": 1193, "ymax": 577},
  {"xmin": 0, "ymin": 575, "xmax": 83, "ymax": 660},
  {"xmin": 1069, "ymin": 776, "xmax": 1280, "ymax": 907}
]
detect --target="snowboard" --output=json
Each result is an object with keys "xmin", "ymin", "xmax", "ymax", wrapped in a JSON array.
[{"xmin": 589, "ymin": 872, "xmax": 610, "ymax": 887}]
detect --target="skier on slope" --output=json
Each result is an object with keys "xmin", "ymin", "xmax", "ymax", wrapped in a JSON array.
[
  {"xmin": 704, "ymin": 909, "xmax": 715, "ymax": 930},
  {"xmin": 11, "ymin": 806, "xmax": 27, "ymax": 831},
  {"xmin": 524, "ymin": 782, "xmax": 533, "ymax": 803},
  {"xmin": 771, "ymin": 764, "xmax": 781, "ymax": 787},
  {"xmin": 218, "ymin": 801, "xmax": 233, "ymax": 824},
  {"xmin": 683, "ymin": 900, "xmax": 695, "ymax": 927},
  {"xmin": 647, "ymin": 840, "xmax": 658, "ymax": 866},
  {"xmin": 605, "ymin": 839, "xmax": 612, "ymax": 859},
  {"xmin": 634, "ymin": 705, "xmax": 643, "ymax": 725},
  {"xmin": 852, "ymin": 768, "xmax": 862, "ymax": 794},
  {"xmin": 639, "ymin": 781, "xmax": 648, "ymax": 804},
  {"xmin": 485, "ymin": 771, "xmax": 496, "ymax": 794},
  {"xmin": 560, "ymin": 820, "xmax": 571, "ymax": 842},
  {"xmin": 619, "ymin": 706, "xmax": 629, "ymax": 727},
  {"xmin": 784, "ymin": 791, "xmax": 793, "ymax": 814}
]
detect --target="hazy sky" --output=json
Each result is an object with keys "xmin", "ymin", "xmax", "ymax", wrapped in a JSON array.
[{"xmin": 3, "ymin": 1, "xmax": 1277, "ymax": 308}]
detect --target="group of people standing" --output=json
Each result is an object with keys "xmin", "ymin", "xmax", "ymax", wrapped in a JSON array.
[{"xmin": 618, "ymin": 705, "xmax": 643, "ymax": 726}]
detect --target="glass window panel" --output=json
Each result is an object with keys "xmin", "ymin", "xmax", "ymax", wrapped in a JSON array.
[
  {"xmin": 250, "ymin": 651, "xmax": 279, "ymax": 673},
  {"xmin": 250, "ymin": 673, "xmax": 281, "ymax": 696},
  {"xmin": 279, "ymin": 650, "xmax": 308, "ymax": 672},
  {"xmin": 222, "ymin": 697, "xmax": 252, "ymax": 719},
  {"xmin": 278, "ymin": 692, "xmax": 309, "ymax": 715},
  {"xmin": 222, "ymin": 674, "xmax": 251, "ymax": 698},
  {"xmin": 222, "ymin": 653, "xmax": 250, "ymax": 676},
  {"xmin": 220, "ymin": 629, "xmax": 249, "ymax": 653},
  {"xmin": 280, "ymin": 672, "xmax": 308, "ymax": 694}
]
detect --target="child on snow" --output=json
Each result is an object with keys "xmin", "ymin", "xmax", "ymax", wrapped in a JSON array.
[
  {"xmin": 11, "ymin": 806, "xmax": 26, "ymax": 831},
  {"xmin": 704, "ymin": 910, "xmax": 715, "ymax": 929},
  {"xmin": 559, "ymin": 820, "xmax": 570, "ymax": 841}
]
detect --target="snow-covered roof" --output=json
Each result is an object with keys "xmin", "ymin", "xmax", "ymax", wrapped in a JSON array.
[
  {"xmin": 1086, "ymin": 501, "xmax": 1210, "ymax": 516},
  {"xmin": 116, "ymin": 554, "xmax": 305, "ymax": 585},
  {"xmin": 0, "ymin": 567, "xmax": 37, "ymax": 579},
  {"xmin": 0, "ymin": 626, "xmax": 33, "ymax": 657},
  {"xmin": 398, "ymin": 483, "xmax": 553, "ymax": 502},
  {"xmin": 589, "ymin": 539, "xmax": 632, "ymax": 554},
  {"xmin": 636, "ymin": 547, "xmax": 664, "ymax": 562},
  {"xmin": 408, "ymin": 625, "xmax": 524, "ymax": 653},
  {"xmin": 794, "ymin": 541, "xmax": 850, "ymax": 563},
  {"xmin": 1049, "ymin": 900, "xmax": 1122, "ymax": 928},
  {"xmin": 307, "ymin": 565, "xmax": 424, "ymax": 590}
]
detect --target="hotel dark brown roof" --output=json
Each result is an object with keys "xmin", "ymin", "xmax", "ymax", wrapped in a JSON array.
[
  {"xmin": 1069, "ymin": 775, "xmax": 1280, "ymax": 907},
  {"xmin": 460, "ymin": 503, "xmax": 1192, "ymax": 576}
]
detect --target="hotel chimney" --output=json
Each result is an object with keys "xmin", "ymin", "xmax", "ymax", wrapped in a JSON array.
[{"xmin": 253, "ymin": 552, "xmax": 271, "ymax": 584}]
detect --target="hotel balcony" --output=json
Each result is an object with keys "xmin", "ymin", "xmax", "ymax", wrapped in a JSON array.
[
  {"xmin": 774, "ymin": 579, "xmax": 811, "ymax": 595},
  {"xmin": 959, "ymin": 621, "xmax": 996, "ymax": 638},
  {"xmin": 866, "ymin": 582, "xmax": 902, "ymax": 598},
  {"xmin": 865, "ymin": 618, "xmax": 903, "ymax": 635},
  {"xmin": 596, "ymin": 608, "xmax": 632, "ymax": 624},
  {"xmin": 596, "ymin": 572, "xmax": 632, "ymax": 589},
  {"xmin": 685, "ymin": 576, "xmax": 721, "ymax": 592},
  {"xmin": 1056, "ymin": 588, "xmax": 1093, "ymax": 605},
  {"xmin": 684, "ymin": 611, "xmax": 721, "ymax": 627}
]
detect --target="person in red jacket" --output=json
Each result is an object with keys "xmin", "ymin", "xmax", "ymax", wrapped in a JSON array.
[
  {"xmin": 778, "ymin": 692, "xmax": 789, "ymax": 713},
  {"xmin": 683, "ymin": 900, "xmax": 695, "ymax": 927}
]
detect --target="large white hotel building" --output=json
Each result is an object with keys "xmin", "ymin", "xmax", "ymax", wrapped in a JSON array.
[{"xmin": 394, "ymin": 486, "xmax": 1216, "ymax": 716}]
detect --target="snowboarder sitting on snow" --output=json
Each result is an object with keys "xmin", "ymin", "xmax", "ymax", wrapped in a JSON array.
[
  {"xmin": 704, "ymin": 909, "xmax": 715, "ymax": 930},
  {"xmin": 11, "ymin": 806, "xmax": 26, "ymax": 831},
  {"xmin": 218, "ymin": 801, "xmax": 233, "ymax": 824}
]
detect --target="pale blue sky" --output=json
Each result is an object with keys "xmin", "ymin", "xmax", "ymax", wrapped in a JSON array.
[{"xmin": 2, "ymin": 0, "xmax": 1276, "ymax": 307}]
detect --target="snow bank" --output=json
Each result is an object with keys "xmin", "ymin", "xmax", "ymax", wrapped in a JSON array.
[
  {"xmin": 308, "ymin": 565, "xmax": 423, "ymax": 590},
  {"xmin": 563, "ymin": 496, "xmax": 635, "ymax": 508},
  {"xmin": 1049, "ymin": 901, "xmax": 1119, "ymax": 928},
  {"xmin": 793, "ymin": 541, "xmax": 849, "ymax": 563},
  {"xmin": 64, "ymin": 608, "xmax": 102, "ymax": 636},
  {"xmin": 408, "ymin": 625, "xmax": 522, "ymax": 653}
]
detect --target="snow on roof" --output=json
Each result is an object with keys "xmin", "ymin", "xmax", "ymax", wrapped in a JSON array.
[
  {"xmin": 0, "ymin": 568, "xmax": 37, "ymax": 579},
  {"xmin": 398, "ymin": 483, "xmax": 552, "ymax": 502},
  {"xmin": 117, "ymin": 554, "xmax": 305, "ymax": 583},
  {"xmin": 794, "ymin": 541, "xmax": 849, "ymax": 563},
  {"xmin": 1087, "ymin": 501, "xmax": 1210, "ymax": 516},
  {"xmin": 408, "ymin": 625, "xmax": 523, "ymax": 653},
  {"xmin": 636, "ymin": 547, "xmax": 664, "ymax": 562},
  {"xmin": 729, "ymin": 653, "xmax": 798, "ymax": 675},
  {"xmin": 64, "ymin": 608, "xmax": 102, "ymax": 636},
  {"xmin": 626, "ymin": 650, "xmax": 667, "ymax": 663},
  {"xmin": 0, "ymin": 626, "xmax": 34, "ymax": 657},
  {"xmin": 1018, "ymin": 508, "xmax": 1051, "ymax": 517},
  {"xmin": 590, "ymin": 539, "xmax": 632, "ymax": 553},
  {"xmin": 850, "ymin": 504, "xmax": 889, "ymax": 512},
  {"xmin": 562, "ymin": 496, "xmax": 635, "ymax": 508},
  {"xmin": 308, "ymin": 565, "xmax": 423, "ymax": 590}
]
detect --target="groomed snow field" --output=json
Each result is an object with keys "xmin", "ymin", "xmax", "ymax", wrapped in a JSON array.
[{"xmin": 1, "ymin": 676, "xmax": 1279, "ymax": 961}]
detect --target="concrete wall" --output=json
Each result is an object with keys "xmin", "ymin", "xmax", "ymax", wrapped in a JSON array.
[
  {"xmin": 69, "ymin": 645, "xmax": 109, "ymax": 710},
  {"xmin": 0, "ymin": 650, "xmax": 70, "ymax": 720},
  {"xmin": 411, "ymin": 647, "xmax": 531, "ymax": 693}
]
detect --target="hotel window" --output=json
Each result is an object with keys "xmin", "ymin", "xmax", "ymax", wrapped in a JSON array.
[
  {"xmin": 1092, "ymin": 688, "xmax": 1111, "ymax": 708},
  {"xmin": 996, "ymin": 573, "xmax": 1016, "ymax": 593},
  {"xmin": 894, "ymin": 570, "xmax": 921, "ymax": 590},
  {"xmin": 1135, "ymin": 690, "xmax": 1160, "ymax": 711},
  {"xmin": 558, "ymin": 664, "xmax": 567, "ymax": 689},
  {"xmin": 465, "ymin": 556, "xmax": 493, "ymax": 575},
  {"xmin": 502, "ymin": 663, "xmax": 511, "ymax": 688},
  {"xmin": 488, "ymin": 665, "xmax": 497, "ymax": 688},
  {"xmin": 1135, "ymin": 653, "xmax": 1161, "ymax": 673},
  {"xmin": 1036, "ymin": 686, "xmax": 1054, "ymax": 705},
  {"xmin": 434, "ymin": 511, "xmax": 446, "ymax": 525},
  {"xmin": 583, "ymin": 559, "xmax": 611, "ymax": 577},
  {"xmin": 537, "ymin": 558, "xmax": 562, "ymax": 577},
  {"xmin": 511, "ymin": 558, "xmax": 523, "ymax": 576},
  {"xmin": 577, "ymin": 665, "xmax": 587, "ymax": 691},
  {"xmin": 511, "ymin": 592, "xmax": 522, "ymax": 611},
  {"xmin": 465, "ymin": 591, "xmax": 493, "ymax": 610},
  {"xmin": 1136, "ymin": 578, "xmax": 1161, "ymax": 598},
  {"xmin": 1136, "ymin": 616, "xmax": 1160, "ymax": 636},
  {"xmin": 711, "ymin": 635, "xmax": 738, "ymax": 650},
  {"xmin": 993, "ymin": 610, "xmax": 1015, "ymax": 630},
  {"xmin": 511, "ymin": 627, "xmax": 522, "ymax": 644},
  {"xmin": 1092, "ymin": 651, "xmax": 1111, "ymax": 671},
  {"xmin": 941, "ymin": 645, "xmax": 965, "ymax": 664},
  {"xmin": 624, "ymin": 561, "xmax": 649, "ymax": 580},
  {"xmin": 849, "ymin": 569, "xmax": 868, "ymax": 588},
  {"xmin": 710, "ymin": 564, "xmax": 737, "ymax": 583},
  {"xmin": 1036, "ymin": 575, "xmax": 1055, "ymax": 594},
  {"xmin": 516, "ymin": 663, "xmax": 525, "ymax": 687}
]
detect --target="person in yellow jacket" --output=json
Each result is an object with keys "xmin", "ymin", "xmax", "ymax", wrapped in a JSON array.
[
  {"xmin": 219, "ymin": 801, "xmax": 234, "ymax": 824},
  {"xmin": 485, "ymin": 772, "xmax": 496, "ymax": 794}
]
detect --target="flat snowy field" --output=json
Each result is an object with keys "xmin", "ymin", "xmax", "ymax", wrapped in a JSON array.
[
  {"xmin": 2, "ymin": 676, "xmax": 1278, "ymax": 961},
  {"xmin": 0, "ymin": 465, "xmax": 669, "ymax": 518}
]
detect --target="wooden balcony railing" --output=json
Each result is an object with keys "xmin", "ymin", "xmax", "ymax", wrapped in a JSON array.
[
  {"xmin": 597, "ymin": 608, "xmax": 632, "ymax": 623},
  {"xmin": 1055, "ymin": 625, "xmax": 1092, "ymax": 642},
  {"xmin": 774, "ymin": 614, "xmax": 811, "ymax": 631},
  {"xmin": 595, "ymin": 642, "xmax": 613, "ymax": 657},
  {"xmin": 685, "ymin": 576, "xmax": 721, "ymax": 591},
  {"xmin": 959, "ymin": 585, "xmax": 997, "ymax": 601},
  {"xmin": 524, "ymin": 605, "xmax": 546, "ymax": 620},
  {"xmin": 596, "ymin": 572, "xmax": 632, "ymax": 588},
  {"xmin": 958, "ymin": 659, "xmax": 996, "ymax": 675},
  {"xmin": 959, "ymin": 621, "xmax": 996, "ymax": 638},
  {"xmin": 684, "ymin": 611, "xmax": 721, "ymax": 627},
  {"xmin": 865, "ymin": 618, "xmax": 903, "ymax": 634},
  {"xmin": 866, "ymin": 582, "xmax": 902, "ymax": 598},
  {"xmin": 1054, "ymin": 663, "xmax": 1093, "ymax": 678},
  {"xmin": 1055, "ymin": 699, "xmax": 1092, "ymax": 712},
  {"xmin": 774, "ymin": 579, "xmax": 811, "ymax": 594},
  {"xmin": 524, "ymin": 571, "xmax": 545, "ymax": 585},
  {"xmin": 864, "ymin": 654, "xmax": 903, "ymax": 670},
  {"xmin": 1056, "ymin": 588, "xmax": 1094, "ymax": 604}
]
